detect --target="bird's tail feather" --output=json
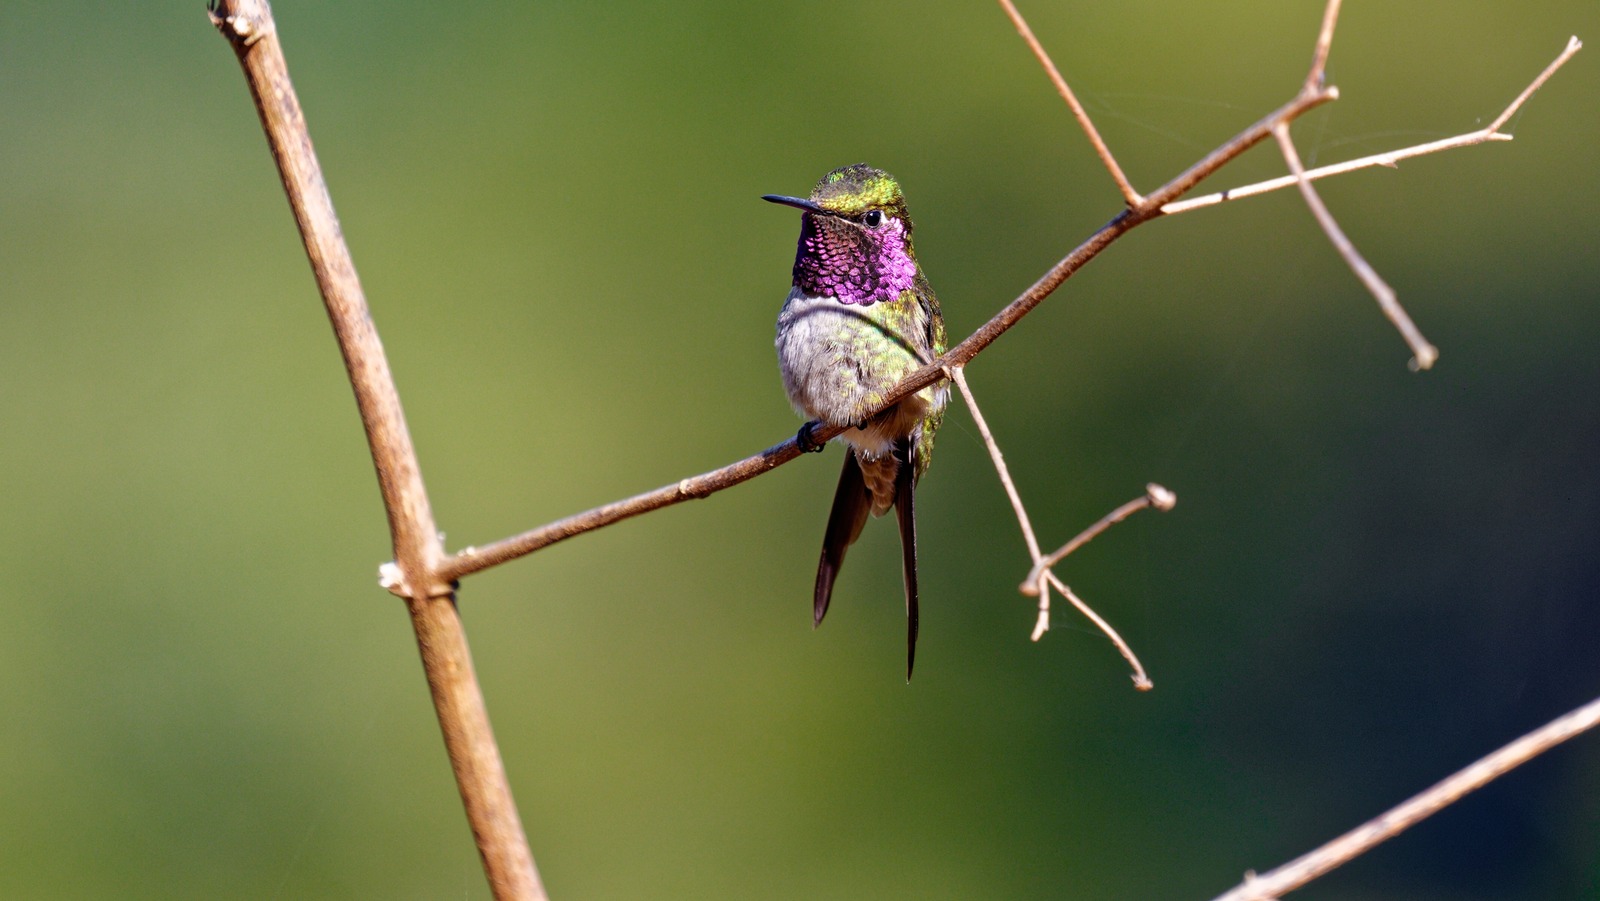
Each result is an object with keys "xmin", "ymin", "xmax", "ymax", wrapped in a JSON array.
[
  {"xmin": 893, "ymin": 439, "xmax": 919, "ymax": 682},
  {"xmin": 814, "ymin": 450, "xmax": 871, "ymax": 628}
]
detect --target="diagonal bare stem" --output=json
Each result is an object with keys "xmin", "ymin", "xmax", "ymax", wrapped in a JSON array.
[
  {"xmin": 439, "ymin": 437, "xmax": 802, "ymax": 583},
  {"xmin": 946, "ymin": 367, "xmax": 1056, "ymax": 637},
  {"xmin": 431, "ymin": 30, "xmax": 1332, "ymax": 584},
  {"xmin": 437, "ymin": 210, "xmax": 1129, "ymax": 582},
  {"xmin": 1487, "ymin": 35, "xmax": 1583, "ymax": 132},
  {"xmin": 1022, "ymin": 484, "xmax": 1176, "ymax": 591},
  {"xmin": 1273, "ymin": 122, "xmax": 1439, "ymax": 370},
  {"xmin": 948, "ymin": 368, "xmax": 1045, "ymax": 563},
  {"xmin": 1046, "ymin": 573, "xmax": 1152, "ymax": 691},
  {"xmin": 208, "ymin": 2, "xmax": 544, "ymax": 898},
  {"xmin": 1209, "ymin": 694, "xmax": 1600, "ymax": 901},
  {"xmin": 1305, "ymin": 0, "xmax": 1342, "ymax": 89},
  {"xmin": 996, "ymin": 0, "xmax": 1143, "ymax": 207}
]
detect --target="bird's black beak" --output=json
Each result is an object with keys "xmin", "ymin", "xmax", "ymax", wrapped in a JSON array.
[{"xmin": 762, "ymin": 194, "xmax": 826, "ymax": 214}]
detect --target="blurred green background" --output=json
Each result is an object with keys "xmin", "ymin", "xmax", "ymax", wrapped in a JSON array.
[{"xmin": 2, "ymin": 1, "xmax": 1597, "ymax": 898}]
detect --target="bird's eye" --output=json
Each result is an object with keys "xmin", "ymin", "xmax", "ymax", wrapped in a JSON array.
[{"xmin": 862, "ymin": 210, "xmax": 885, "ymax": 228}]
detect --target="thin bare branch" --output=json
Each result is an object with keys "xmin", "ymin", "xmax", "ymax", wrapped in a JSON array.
[
  {"xmin": 1487, "ymin": 35, "xmax": 1584, "ymax": 132},
  {"xmin": 996, "ymin": 0, "xmax": 1143, "ymax": 207},
  {"xmin": 208, "ymin": 2, "xmax": 544, "ymax": 898},
  {"xmin": 440, "ymin": 436, "xmax": 804, "ymax": 583},
  {"xmin": 1161, "ymin": 133, "xmax": 1508, "ymax": 215},
  {"xmin": 209, "ymin": 0, "xmax": 443, "ymax": 596},
  {"xmin": 1022, "ymin": 484, "xmax": 1176, "ymax": 592},
  {"xmin": 1273, "ymin": 122, "xmax": 1439, "ymax": 370},
  {"xmin": 1046, "ymin": 573, "xmax": 1153, "ymax": 691},
  {"xmin": 1305, "ymin": 0, "xmax": 1342, "ymax": 89},
  {"xmin": 1210, "ymin": 694, "xmax": 1600, "ymax": 901},
  {"xmin": 946, "ymin": 368, "xmax": 1055, "ymax": 637},
  {"xmin": 1138, "ymin": 92, "xmax": 1340, "ymax": 214},
  {"xmin": 1023, "ymin": 484, "xmax": 1169, "ymax": 686},
  {"xmin": 1284, "ymin": 0, "xmax": 1438, "ymax": 372},
  {"xmin": 1163, "ymin": 36, "xmax": 1582, "ymax": 216},
  {"xmin": 948, "ymin": 368, "xmax": 1046, "ymax": 563},
  {"xmin": 1029, "ymin": 573, "xmax": 1052, "ymax": 643}
]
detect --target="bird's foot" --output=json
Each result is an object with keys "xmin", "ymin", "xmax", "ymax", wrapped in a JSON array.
[{"xmin": 796, "ymin": 421, "xmax": 827, "ymax": 453}]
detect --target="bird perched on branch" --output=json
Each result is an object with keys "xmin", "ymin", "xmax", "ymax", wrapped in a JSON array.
[{"xmin": 766, "ymin": 163, "xmax": 948, "ymax": 680}]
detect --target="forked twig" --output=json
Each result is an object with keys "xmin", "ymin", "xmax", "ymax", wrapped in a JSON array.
[
  {"xmin": 1210, "ymin": 694, "xmax": 1600, "ymax": 901},
  {"xmin": 1018, "ymin": 484, "xmax": 1172, "ymax": 689},
  {"xmin": 1004, "ymin": 1, "xmax": 1579, "ymax": 371},
  {"xmin": 950, "ymin": 367, "xmax": 1161, "ymax": 687},
  {"xmin": 1161, "ymin": 35, "xmax": 1582, "ymax": 215},
  {"xmin": 1163, "ymin": 36, "xmax": 1582, "ymax": 368},
  {"xmin": 1021, "ymin": 484, "xmax": 1177, "ymax": 592}
]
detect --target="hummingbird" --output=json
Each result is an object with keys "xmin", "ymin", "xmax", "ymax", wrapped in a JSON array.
[{"xmin": 765, "ymin": 163, "xmax": 948, "ymax": 680}]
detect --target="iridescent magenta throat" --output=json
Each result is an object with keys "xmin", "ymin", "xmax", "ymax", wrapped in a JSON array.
[{"xmin": 792, "ymin": 215, "xmax": 917, "ymax": 306}]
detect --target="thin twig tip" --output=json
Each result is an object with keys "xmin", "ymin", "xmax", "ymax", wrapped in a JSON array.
[
  {"xmin": 1146, "ymin": 483, "xmax": 1177, "ymax": 511},
  {"xmin": 1409, "ymin": 345, "xmax": 1440, "ymax": 371},
  {"xmin": 1132, "ymin": 675, "xmax": 1155, "ymax": 692}
]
